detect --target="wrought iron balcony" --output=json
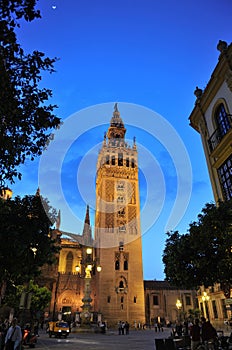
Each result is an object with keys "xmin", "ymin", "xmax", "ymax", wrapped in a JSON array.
[{"xmin": 208, "ymin": 118, "xmax": 232, "ymax": 153}]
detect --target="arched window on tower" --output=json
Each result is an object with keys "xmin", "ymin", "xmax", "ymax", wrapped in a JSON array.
[
  {"xmin": 112, "ymin": 155, "xmax": 115, "ymax": 165},
  {"xmin": 115, "ymin": 260, "xmax": 120, "ymax": 270},
  {"xmin": 65, "ymin": 251, "xmax": 73, "ymax": 273},
  {"xmin": 119, "ymin": 223, "xmax": 126, "ymax": 232},
  {"xmin": 118, "ymin": 153, "xmax": 123, "ymax": 166},
  {"xmin": 117, "ymin": 208, "xmax": 125, "ymax": 217},
  {"xmin": 115, "ymin": 253, "xmax": 120, "ymax": 270},
  {"xmin": 131, "ymin": 158, "xmax": 135, "ymax": 168},
  {"xmin": 124, "ymin": 255, "xmax": 128, "ymax": 270},
  {"xmin": 117, "ymin": 182, "xmax": 124, "ymax": 191},
  {"xmin": 119, "ymin": 280, "xmax": 124, "ymax": 290},
  {"xmin": 117, "ymin": 196, "xmax": 124, "ymax": 203},
  {"xmin": 106, "ymin": 155, "xmax": 110, "ymax": 165}
]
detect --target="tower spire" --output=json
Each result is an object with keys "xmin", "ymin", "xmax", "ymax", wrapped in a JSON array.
[
  {"xmin": 56, "ymin": 209, "xmax": 61, "ymax": 230},
  {"xmin": 114, "ymin": 102, "xmax": 119, "ymax": 113},
  {"xmin": 82, "ymin": 204, "xmax": 92, "ymax": 246},
  {"xmin": 85, "ymin": 205, "xmax": 90, "ymax": 225},
  {"xmin": 107, "ymin": 103, "xmax": 126, "ymax": 142}
]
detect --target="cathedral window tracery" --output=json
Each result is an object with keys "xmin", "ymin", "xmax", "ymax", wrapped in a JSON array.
[{"xmin": 65, "ymin": 251, "xmax": 73, "ymax": 273}]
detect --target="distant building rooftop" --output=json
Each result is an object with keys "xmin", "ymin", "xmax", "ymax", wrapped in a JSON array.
[{"xmin": 144, "ymin": 280, "xmax": 183, "ymax": 290}]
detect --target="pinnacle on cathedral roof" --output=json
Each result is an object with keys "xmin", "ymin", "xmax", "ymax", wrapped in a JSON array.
[
  {"xmin": 110, "ymin": 103, "xmax": 124, "ymax": 128},
  {"xmin": 82, "ymin": 204, "xmax": 93, "ymax": 246},
  {"xmin": 85, "ymin": 204, "xmax": 90, "ymax": 225}
]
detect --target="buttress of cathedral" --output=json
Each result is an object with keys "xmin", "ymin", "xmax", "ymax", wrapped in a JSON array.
[
  {"xmin": 94, "ymin": 104, "xmax": 145, "ymax": 326},
  {"xmin": 41, "ymin": 104, "xmax": 145, "ymax": 327}
]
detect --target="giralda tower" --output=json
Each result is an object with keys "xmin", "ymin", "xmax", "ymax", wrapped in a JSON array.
[{"xmin": 94, "ymin": 104, "xmax": 145, "ymax": 326}]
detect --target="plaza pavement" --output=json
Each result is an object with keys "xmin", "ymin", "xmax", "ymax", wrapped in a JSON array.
[{"xmin": 35, "ymin": 327, "xmax": 173, "ymax": 350}]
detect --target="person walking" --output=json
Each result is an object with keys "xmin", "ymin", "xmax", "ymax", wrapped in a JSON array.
[
  {"xmin": 4, "ymin": 318, "xmax": 22, "ymax": 350},
  {"xmin": 125, "ymin": 321, "xmax": 129, "ymax": 335},
  {"xmin": 121, "ymin": 322, "xmax": 125, "ymax": 335},
  {"xmin": 200, "ymin": 317, "xmax": 217, "ymax": 344},
  {"xmin": 190, "ymin": 318, "xmax": 201, "ymax": 350},
  {"xmin": 118, "ymin": 321, "xmax": 122, "ymax": 335}
]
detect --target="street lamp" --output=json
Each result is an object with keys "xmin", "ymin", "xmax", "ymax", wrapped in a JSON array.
[
  {"xmin": 176, "ymin": 299, "xmax": 182, "ymax": 322},
  {"xmin": 176, "ymin": 299, "xmax": 182, "ymax": 310},
  {"xmin": 75, "ymin": 247, "xmax": 101, "ymax": 326},
  {"xmin": 202, "ymin": 291, "xmax": 210, "ymax": 321}
]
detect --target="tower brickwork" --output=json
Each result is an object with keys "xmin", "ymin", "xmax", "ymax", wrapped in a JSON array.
[{"xmin": 94, "ymin": 104, "xmax": 145, "ymax": 327}]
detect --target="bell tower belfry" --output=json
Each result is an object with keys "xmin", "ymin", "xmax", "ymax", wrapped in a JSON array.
[{"xmin": 94, "ymin": 104, "xmax": 145, "ymax": 326}]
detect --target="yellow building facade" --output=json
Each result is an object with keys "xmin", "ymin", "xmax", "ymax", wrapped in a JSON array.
[
  {"xmin": 144, "ymin": 281, "xmax": 196, "ymax": 326},
  {"xmin": 189, "ymin": 40, "xmax": 232, "ymax": 327},
  {"xmin": 189, "ymin": 40, "xmax": 232, "ymax": 202}
]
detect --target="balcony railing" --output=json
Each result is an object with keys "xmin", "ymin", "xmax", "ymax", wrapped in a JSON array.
[{"xmin": 208, "ymin": 121, "xmax": 232, "ymax": 153}]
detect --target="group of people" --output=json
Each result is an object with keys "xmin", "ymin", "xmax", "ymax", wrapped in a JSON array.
[
  {"xmin": 154, "ymin": 322, "xmax": 164, "ymax": 332},
  {"xmin": 118, "ymin": 321, "xmax": 130, "ymax": 335},
  {"xmin": 190, "ymin": 317, "xmax": 218, "ymax": 350},
  {"xmin": 0, "ymin": 318, "xmax": 22, "ymax": 350},
  {"xmin": 0, "ymin": 317, "xmax": 40, "ymax": 350}
]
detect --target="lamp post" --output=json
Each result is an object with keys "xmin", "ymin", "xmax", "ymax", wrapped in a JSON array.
[
  {"xmin": 75, "ymin": 247, "xmax": 101, "ymax": 326},
  {"xmin": 176, "ymin": 299, "xmax": 182, "ymax": 322},
  {"xmin": 202, "ymin": 291, "xmax": 210, "ymax": 321},
  {"xmin": 19, "ymin": 246, "xmax": 38, "ymax": 327}
]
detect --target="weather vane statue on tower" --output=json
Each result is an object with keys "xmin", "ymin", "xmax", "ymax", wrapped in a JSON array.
[{"xmin": 114, "ymin": 102, "xmax": 118, "ymax": 112}]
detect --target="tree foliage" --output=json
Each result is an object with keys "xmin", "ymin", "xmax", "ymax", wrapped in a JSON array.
[
  {"xmin": 3, "ymin": 280, "xmax": 51, "ymax": 317},
  {"xmin": 162, "ymin": 200, "xmax": 232, "ymax": 298},
  {"xmin": 0, "ymin": 193, "xmax": 60, "ymax": 295},
  {"xmin": 0, "ymin": 0, "xmax": 61, "ymax": 186}
]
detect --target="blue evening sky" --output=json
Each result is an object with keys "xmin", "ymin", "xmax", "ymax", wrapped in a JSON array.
[{"xmin": 10, "ymin": 0, "xmax": 232, "ymax": 280}]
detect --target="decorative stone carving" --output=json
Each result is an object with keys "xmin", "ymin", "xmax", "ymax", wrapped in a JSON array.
[
  {"xmin": 217, "ymin": 40, "xmax": 228, "ymax": 53},
  {"xmin": 194, "ymin": 86, "xmax": 203, "ymax": 99}
]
